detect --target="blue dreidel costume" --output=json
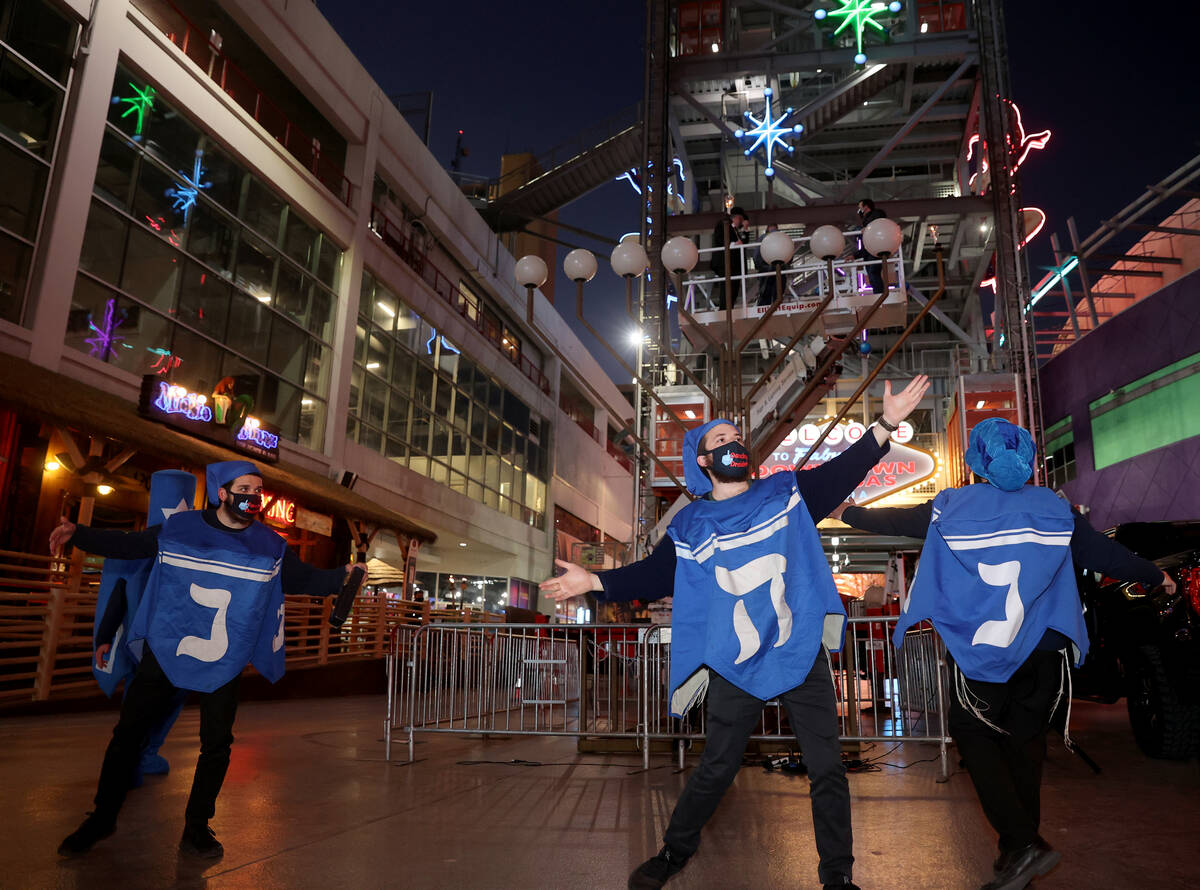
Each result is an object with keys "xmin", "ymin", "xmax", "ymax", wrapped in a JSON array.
[
  {"xmin": 93, "ymin": 469, "xmax": 196, "ymax": 777},
  {"xmin": 127, "ymin": 460, "xmax": 288, "ymax": 692}
]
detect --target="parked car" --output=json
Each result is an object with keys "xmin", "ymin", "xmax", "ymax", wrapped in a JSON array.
[{"xmin": 1072, "ymin": 521, "xmax": 1200, "ymax": 759}]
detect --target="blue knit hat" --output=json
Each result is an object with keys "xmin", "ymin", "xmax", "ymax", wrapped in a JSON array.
[
  {"xmin": 683, "ymin": 417, "xmax": 740, "ymax": 496},
  {"xmin": 966, "ymin": 418, "xmax": 1036, "ymax": 491},
  {"xmin": 205, "ymin": 460, "xmax": 262, "ymax": 504}
]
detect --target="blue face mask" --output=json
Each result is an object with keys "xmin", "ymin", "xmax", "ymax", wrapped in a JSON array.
[{"xmin": 701, "ymin": 440, "xmax": 751, "ymax": 481}]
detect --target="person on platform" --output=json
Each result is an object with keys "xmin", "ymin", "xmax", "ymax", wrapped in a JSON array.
[
  {"xmin": 855, "ymin": 199, "xmax": 887, "ymax": 295},
  {"xmin": 543, "ymin": 376, "xmax": 930, "ymax": 890},
  {"xmin": 54, "ymin": 460, "xmax": 362, "ymax": 859},
  {"xmin": 92, "ymin": 469, "xmax": 197, "ymax": 784},
  {"xmin": 709, "ymin": 206, "xmax": 752, "ymax": 310},
  {"xmin": 830, "ymin": 418, "xmax": 1175, "ymax": 890}
]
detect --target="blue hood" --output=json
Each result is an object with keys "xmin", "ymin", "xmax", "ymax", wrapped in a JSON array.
[
  {"xmin": 683, "ymin": 417, "xmax": 740, "ymax": 497},
  {"xmin": 205, "ymin": 460, "xmax": 262, "ymax": 504}
]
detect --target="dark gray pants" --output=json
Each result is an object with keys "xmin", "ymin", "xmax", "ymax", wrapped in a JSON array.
[{"xmin": 663, "ymin": 655, "xmax": 854, "ymax": 885}]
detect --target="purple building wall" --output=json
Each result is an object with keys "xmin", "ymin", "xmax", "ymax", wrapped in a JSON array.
[{"xmin": 1039, "ymin": 268, "xmax": 1200, "ymax": 529}]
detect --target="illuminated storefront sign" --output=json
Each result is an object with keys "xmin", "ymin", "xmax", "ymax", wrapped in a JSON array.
[
  {"xmin": 261, "ymin": 491, "xmax": 296, "ymax": 526},
  {"xmin": 758, "ymin": 421, "xmax": 936, "ymax": 505},
  {"xmin": 139, "ymin": 376, "xmax": 280, "ymax": 462}
]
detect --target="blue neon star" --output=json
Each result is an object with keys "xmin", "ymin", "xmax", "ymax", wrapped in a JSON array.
[
  {"xmin": 735, "ymin": 88, "xmax": 803, "ymax": 178},
  {"xmin": 165, "ymin": 150, "xmax": 211, "ymax": 220}
]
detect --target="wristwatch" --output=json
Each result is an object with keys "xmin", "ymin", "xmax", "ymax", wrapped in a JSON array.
[{"xmin": 877, "ymin": 416, "xmax": 899, "ymax": 432}]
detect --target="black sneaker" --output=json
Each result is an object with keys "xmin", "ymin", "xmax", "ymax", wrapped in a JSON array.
[
  {"xmin": 628, "ymin": 846, "xmax": 688, "ymax": 889},
  {"xmin": 980, "ymin": 838, "xmax": 1060, "ymax": 890},
  {"xmin": 179, "ymin": 822, "xmax": 224, "ymax": 859},
  {"xmin": 58, "ymin": 812, "xmax": 116, "ymax": 855},
  {"xmin": 823, "ymin": 879, "xmax": 862, "ymax": 890}
]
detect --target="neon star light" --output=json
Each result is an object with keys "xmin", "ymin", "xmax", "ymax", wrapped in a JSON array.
[
  {"xmin": 117, "ymin": 83, "xmax": 156, "ymax": 139},
  {"xmin": 165, "ymin": 150, "xmax": 211, "ymax": 221},
  {"xmin": 815, "ymin": 0, "xmax": 903, "ymax": 65},
  {"xmin": 735, "ymin": 88, "xmax": 803, "ymax": 178},
  {"xmin": 85, "ymin": 298, "xmax": 125, "ymax": 360}
]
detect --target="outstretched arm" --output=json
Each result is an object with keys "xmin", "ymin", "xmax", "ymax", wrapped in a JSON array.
[
  {"xmin": 837, "ymin": 500, "xmax": 933, "ymax": 539},
  {"xmin": 52, "ymin": 520, "xmax": 160, "ymax": 560},
  {"xmin": 540, "ymin": 537, "xmax": 678, "ymax": 605},
  {"xmin": 1070, "ymin": 511, "xmax": 1174, "ymax": 592},
  {"xmin": 281, "ymin": 550, "xmax": 366, "ymax": 598}
]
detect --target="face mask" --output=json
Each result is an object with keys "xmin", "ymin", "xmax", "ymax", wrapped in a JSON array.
[
  {"xmin": 222, "ymin": 487, "xmax": 262, "ymax": 521},
  {"xmin": 702, "ymin": 440, "xmax": 751, "ymax": 481}
]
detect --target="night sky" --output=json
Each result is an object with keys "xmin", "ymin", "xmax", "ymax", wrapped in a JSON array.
[{"xmin": 317, "ymin": 1, "xmax": 1199, "ymax": 382}]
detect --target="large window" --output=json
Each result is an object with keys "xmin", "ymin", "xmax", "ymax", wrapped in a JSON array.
[
  {"xmin": 0, "ymin": 0, "xmax": 78, "ymax": 323},
  {"xmin": 348, "ymin": 269, "xmax": 550, "ymax": 528},
  {"xmin": 1043, "ymin": 416, "xmax": 1075, "ymax": 490},
  {"xmin": 66, "ymin": 67, "xmax": 342, "ymax": 450}
]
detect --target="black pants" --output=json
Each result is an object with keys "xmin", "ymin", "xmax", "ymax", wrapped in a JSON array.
[
  {"xmin": 948, "ymin": 649, "xmax": 1064, "ymax": 853},
  {"xmin": 93, "ymin": 649, "xmax": 240, "ymax": 826},
  {"xmin": 663, "ymin": 656, "xmax": 854, "ymax": 885},
  {"xmin": 857, "ymin": 249, "xmax": 885, "ymax": 294}
]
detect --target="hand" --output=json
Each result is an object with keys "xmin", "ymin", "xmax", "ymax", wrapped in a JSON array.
[
  {"xmin": 1160, "ymin": 571, "xmax": 1177, "ymax": 596},
  {"xmin": 829, "ymin": 499, "xmax": 855, "ymax": 522},
  {"xmin": 882, "ymin": 374, "xmax": 930, "ymax": 428},
  {"xmin": 539, "ymin": 559, "xmax": 599, "ymax": 603},
  {"xmin": 95, "ymin": 643, "xmax": 111, "ymax": 670},
  {"xmin": 49, "ymin": 517, "xmax": 76, "ymax": 557}
]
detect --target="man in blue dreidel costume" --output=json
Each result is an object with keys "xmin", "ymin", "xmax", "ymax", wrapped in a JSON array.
[
  {"xmin": 92, "ymin": 469, "xmax": 196, "ymax": 780},
  {"xmin": 543, "ymin": 376, "xmax": 931, "ymax": 890},
  {"xmin": 53, "ymin": 460, "xmax": 360, "ymax": 859},
  {"xmin": 833, "ymin": 418, "xmax": 1172, "ymax": 890}
]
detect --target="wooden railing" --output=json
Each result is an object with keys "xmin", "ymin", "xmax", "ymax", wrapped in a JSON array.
[{"xmin": 0, "ymin": 549, "xmax": 516, "ymax": 706}]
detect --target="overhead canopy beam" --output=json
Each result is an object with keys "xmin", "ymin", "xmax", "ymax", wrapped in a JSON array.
[{"xmin": 665, "ymin": 195, "xmax": 992, "ymax": 234}]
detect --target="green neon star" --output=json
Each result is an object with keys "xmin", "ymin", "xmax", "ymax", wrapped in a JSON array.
[
  {"xmin": 816, "ymin": 0, "xmax": 901, "ymax": 63},
  {"xmin": 119, "ymin": 83, "xmax": 156, "ymax": 136}
]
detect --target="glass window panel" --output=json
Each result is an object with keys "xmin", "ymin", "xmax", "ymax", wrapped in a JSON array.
[
  {"xmin": 141, "ymin": 98, "xmax": 200, "ymax": 177},
  {"xmin": 282, "ymin": 207, "xmax": 317, "ymax": 268},
  {"xmin": 185, "ymin": 200, "xmax": 235, "ymax": 277},
  {"xmin": 451, "ymin": 429, "xmax": 467, "ymax": 459},
  {"xmin": 488, "ymin": 380, "xmax": 503, "ymax": 414},
  {"xmin": 436, "ymin": 341, "xmax": 460, "ymax": 379},
  {"xmin": 107, "ymin": 73, "xmax": 154, "ymax": 142},
  {"xmin": 274, "ymin": 263, "xmax": 307, "ymax": 327},
  {"xmin": 390, "ymin": 349, "xmax": 414, "ymax": 395},
  {"xmin": 483, "ymin": 485, "xmax": 499, "ymax": 510},
  {"xmin": 315, "ymin": 233, "xmax": 339, "ymax": 288},
  {"xmin": 131, "ymin": 158, "xmax": 181, "ymax": 232},
  {"xmin": 413, "ymin": 365, "xmax": 433, "ymax": 409},
  {"xmin": 407, "ymin": 452, "xmax": 429, "ymax": 478},
  {"xmin": 176, "ymin": 261, "xmax": 230, "ymax": 340},
  {"xmin": 304, "ymin": 341, "xmax": 327, "ymax": 395},
  {"xmin": 0, "ymin": 53, "xmax": 62, "ymax": 159},
  {"xmin": 78, "ymin": 200, "xmax": 127, "ymax": 284},
  {"xmin": 0, "ymin": 227, "xmax": 32, "ymax": 323},
  {"xmin": 167, "ymin": 325, "xmax": 224, "ymax": 391},
  {"xmin": 434, "ymin": 379, "xmax": 451, "ymax": 420},
  {"xmin": 306, "ymin": 283, "xmax": 333, "ymax": 341},
  {"xmin": 453, "ymin": 388, "xmax": 470, "ymax": 429},
  {"xmin": 121, "ymin": 226, "xmax": 182, "ymax": 313},
  {"xmin": 385, "ymin": 437, "xmax": 408, "ymax": 461},
  {"xmin": 365, "ymin": 330, "xmax": 390, "ymax": 377},
  {"xmin": 198, "ymin": 140, "xmax": 242, "ymax": 215},
  {"xmin": 471, "ymin": 374, "xmax": 490, "ymax": 405},
  {"xmin": 6, "ymin": 0, "xmax": 76, "ymax": 84},
  {"xmin": 64, "ymin": 275, "xmax": 169, "ymax": 376},
  {"xmin": 501, "ymin": 424, "xmax": 513, "ymax": 458},
  {"xmin": 354, "ymin": 323, "xmax": 367, "ymax": 364},
  {"xmin": 410, "ymin": 407, "xmax": 431, "ymax": 453},
  {"xmin": 0, "ymin": 137, "xmax": 46, "ymax": 238},
  {"xmin": 360, "ymin": 423, "xmax": 382, "ymax": 452},
  {"xmin": 260, "ymin": 376, "xmax": 301, "ymax": 441},
  {"xmin": 431, "ymin": 419, "xmax": 449, "ymax": 459},
  {"xmin": 233, "ymin": 230, "xmax": 276, "ymax": 304},
  {"xmin": 94, "ymin": 131, "xmax": 137, "ymax": 208},
  {"xmin": 268, "ymin": 317, "xmax": 308, "ymax": 385},
  {"xmin": 467, "ymin": 480, "xmax": 483, "ymax": 503},
  {"xmin": 387, "ymin": 392, "xmax": 409, "ymax": 442},
  {"xmin": 225, "ymin": 290, "xmax": 271, "ymax": 365},
  {"xmin": 449, "ymin": 471, "xmax": 467, "ymax": 496},
  {"xmin": 455, "ymin": 356, "xmax": 475, "ymax": 388},
  {"xmin": 362, "ymin": 374, "xmax": 387, "ymax": 428},
  {"xmin": 299, "ymin": 396, "xmax": 325, "ymax": 451},
  {"xmin": 429, "ymin": 460, "xmax": 448, "ymax": 486},
  {"xmin": 394, "ymin": 303, "xmax": 423, "ymax": 354},
  {"xmin": 469, "ymin": 405, "xmax": 484, "ymax": 442},
  {"xmin": 486, "ymin": 414, "xmax": 500, "ymax": 451},
  {"xmin": 345, "ymin": 415, "xmax": 359, "ymax": 443},
  {"xmin": 217, "ymin": 354, "xmax": 265, "ymax": 411},
  {"xmin": 371, "ymin": 286, "xmax": 398, "ymax": 331},
  {"xmin": 242, "ymin": 176, "xmax": 284, "ymax": 242},
  {"xmin": 347, "ymin": 366, "xmax": 363, "ymax": 415}
]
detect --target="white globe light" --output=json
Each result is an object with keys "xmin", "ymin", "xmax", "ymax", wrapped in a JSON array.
[
  {"xmin": 863, "ymin": 218, "xmax": 903, "ymax": 258},
  {"xmin": 759, "ymin": 230, "xmax": 795, "ymax": 266},
  {"xmin": 514, "ymin": 254, "xmax": 548, "ymax": 288},
  {"xmin": 610, "ymin": 240, "xmax": 648, "ymax": 278},
  {"xmin": 661, "ymin": 236, "xmax": 699, "ymax": 274},
  {"xmin": 563, "ymin": 248, "xmax": 598, "ymax": 283},
  {"xmin": 809, "ymin": 225, "xmax": 846, "ymax": 260}
]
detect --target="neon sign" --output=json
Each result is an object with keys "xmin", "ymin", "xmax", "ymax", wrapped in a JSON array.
[
  {"xmin": 615, "ymin": 157, "xmax": 687, "ymax": 208},
  {"xmin": 236, "ymin": 416, "xmax": 280, "ymax": 452},
  {"xmin": 261, "ymin": 491, "xmax": 296, "ymax": 526},
  {"xmin": 147, "ymin": 347, "xmax": 182, "ymax": 375},
  {"xmin": 165, "ymin": 149, "xmax": 211, "ymax": 221},
  {"xmin": 814, "ymin": 0, "xmax": 903, "ymax": 65},
  {"xmin": 153, "ymin": 382, "xmax": 212, "ymax": 422},
  {"xmin": 735, "ymin": 88, "xmax": 803, "ymax": 178},
  {"xmin": 85, "ymin": 298, "xmax": 125, "ymax": 360},
  {"xmin": 117, "ymin": 83, "xmax": 156, "ymax": 139}
]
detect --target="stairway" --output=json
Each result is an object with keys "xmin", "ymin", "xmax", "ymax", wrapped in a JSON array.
[{"xmin": 790, "ymin": 62, "xmax": 907, "ymax": 139}]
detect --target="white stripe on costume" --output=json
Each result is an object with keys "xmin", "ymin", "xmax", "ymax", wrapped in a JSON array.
[
  {"xmin": 941, "ymin": 525, "xmax": 1072, "ymax": 542},
  {"xmin": 684, "ymin": 491, "xmax": 802, "ymax": 564},
  {"xmin": 160, "ymin": 551, "xmax": 281, "ymax": 582},
  {"xmin": 943, "ymin": 531, "xmax": 1072, "ymax": 550}
]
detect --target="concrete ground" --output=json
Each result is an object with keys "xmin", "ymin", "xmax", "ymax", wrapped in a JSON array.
[{"xmin": 2, "ymin": 695, "xmax": 1197, "ymax": 889}]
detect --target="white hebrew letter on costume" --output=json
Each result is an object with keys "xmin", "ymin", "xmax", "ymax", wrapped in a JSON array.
[
  {"xmin": 176, "ymin": 583, "xmax": 232, "ymax": 662},
  {"xmin": 714, "ymin": 552, "xmax": 790, "ymax": 664},
  {"xmin": 971, "ymin": 560, "xmax": 1024, "ymax": 649}
]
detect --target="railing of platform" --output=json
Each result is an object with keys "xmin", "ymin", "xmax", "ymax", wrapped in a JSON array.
[{"xmin": 387, "ymin": 617, "xmax": 952, "ymax": 778}]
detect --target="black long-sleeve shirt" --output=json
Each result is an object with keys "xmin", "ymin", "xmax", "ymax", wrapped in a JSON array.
[
  {"xmin": 595, "ymin": 433, "xmax": 891, "ymax": 603},
  {"xmin": 81, "ymin": 509, "xmax": 347, "ymax": 645},
  {"xmin": 840, "ymin": 499, "xmax": 1165, "ymax": 587}
]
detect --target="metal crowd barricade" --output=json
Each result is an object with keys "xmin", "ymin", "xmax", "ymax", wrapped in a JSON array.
[{"xmin": 387, "ymin": 617, "xmax": 952, "ymax": 779}]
